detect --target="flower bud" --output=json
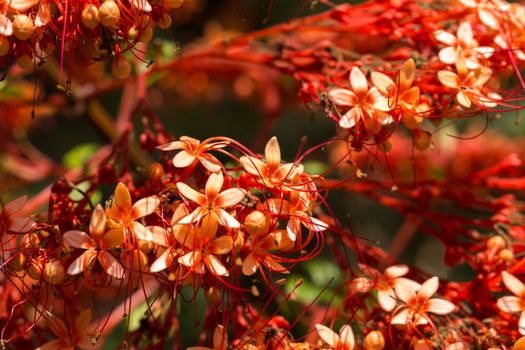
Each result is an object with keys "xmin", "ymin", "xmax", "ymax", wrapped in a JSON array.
[
  {"xmin": 0, "ymin": 36, "xmax": 10, "ymax": 56},
  {"xmin": 8, "ymin": 253, "xmax": 26, "ymax": 272},
  {"xmin": 157, "ymin": 13, "xmax": 172, "ymax": 29},
  {"xmin": 499, "ymin": 248, "xmax": 514, "ymax": 262},
  {"xmin": 148, "ymin": 162, "xmax": 164, "ymax": 182},
  {"xmin": 127, "ymin": 26, "xmax": 138, "ymax": 40},
  {"xmin": 44, "ymin": 260, "xmax": 65, "ymax": 285},
  {"xmin": 13, "ymin": 15, "xmax": 34, "ymax": 40},
  {"xmin": 365, "ymin": 330, "xmax": 385, "ymax": 350},
  {"xmin": 514, "ymin": 336, "xmax": 525, "ymax": 350},
  {"xmin": 99, "ymin": 0, "xmax": 120, "ymax": 29},
  {"xmin": 139, "ymin": 239, "xmax": 153, "ymax": 254},
  {"xmin": 82, "ymin": 4, "xmax": 100, "ymax": 29},
  {"xmin": 413, "ymin": 129, "xmax": 432, "ymax": 151},
  {"xmin": 164, "ymin": 0, "xmax": 184, "ymax": 8},
  {"xmin": 132, "ymin": 249, "xmax": 148, "ymax": 272},
  {"xmin": 27, "ymin": 260, "xmax": 43, "ymax": 280},
  {"xmin": 111, "ymin": 55, "xmax": 131, "ymax": 79},
  {"xmin": 244, "ymin": 210, "xmax": 270, "ymax": 237},
  {"xmin": 19, "ymin": 233, "xmax": 40, "ymax": 254},
  {"xmin": 16, "ymin": 53, "xmax": 32, "ymax": 69},
  {"xmin": 487, "ymin": 235, "xmax": 505, "ymax": 250},
  {"xmin": 139, "ymin": 26, "xmax": 153, "ymax": 43}
]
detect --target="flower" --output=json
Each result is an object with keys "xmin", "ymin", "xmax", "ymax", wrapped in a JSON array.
[
  {"xmin": 157, "ymin": 136, "xmax": 229, "ymax": 173},
  {"xmin": 176, "ymin": 171, "xmax": 245, "ymax": 228},
  {"xmin": 497, "ymin": 271, "xmax": 525, "ymax": 335},
  {"xmin": 434, "ymin": 22, "xmax": 494, "ymax": 69},
  {"xmin": 106, "ymin": 182, "xmax": 160, "ymax": 241},
  {"xmin": 315, "ymin": 323, "xmax": 355, "ymax": 350},
  {"xmin": 391, "ymin": 276, "xmax": 455, "ymax": 326},
  {"xmin": 1, "ymin": 195, "xmax": 34, "ymax": 235},
  {"xmin": 457, "ymin": 0, "xmax": 510, "ymax": 29},
  {"xmin": 240, "ymin": 137, "xmax": 303, "ymax": 189},
  {"xmin": 37, "ymin": 308, "xmax": 100, "ymax": 350},
  {"xmin": 63, "ymin": 205, "xmax": 125, "ymax": 279},
  {"xmin": 242, "ymin": 230, "xmax": 291, "ymax": 276},
  {"xmin": 328, "ymin": 66, "xmax": 392, "ymax": 132}
]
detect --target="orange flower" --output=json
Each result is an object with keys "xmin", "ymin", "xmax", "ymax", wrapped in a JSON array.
[
  {"xmin": 176, "ymin": 213, "xmax": 233, "ymax": 276},
  {"xmin": 37, "ymin": 308, "xmax": 100, "ymax": 350},
  {"xmin": 176, "ymin": 171, "xmax": 245, "ymax": 228},
  {"xmin": 497, "ymin": 271, "xmax": 525, "ymax": 335},
  {"xmin": 106, "ymin": 182, "xmax": 160, "ymax": 241},
  {"xmin": 315, "ymin": 324, "xmax": 355, "ymax": 350},
  {"xmin": 158, "ymin": 136, "xmax": 229, "ymax": 173},
  {"xmin": 240, "ymin": 137, "xmax": 303, "ymax": 189},
  {"xmin": 242, "ymin": 230, "xmax": 291, "ymax": 276},
  {"xmin": 63, "ymin": 205, "xmax": 125, "ymax": 279},
  {"xmin": 329, "ymin": 66, "xmax": 392, "ymax": 133}
]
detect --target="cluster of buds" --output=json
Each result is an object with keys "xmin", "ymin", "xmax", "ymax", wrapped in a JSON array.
[{"xmin": 0, "ymin": 0, "xmax": 185, "ymax": 76}]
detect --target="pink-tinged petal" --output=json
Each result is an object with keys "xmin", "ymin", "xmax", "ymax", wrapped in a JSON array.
[
  {"xmin": 434, "ymin": 30, "xmax": 457, "ymax": 45},
  {"xmin": 315, "ymin": 324, "xmax": 339, "ymax": 347},
  {"xmin": 171, "ymin": 204, "xmax": 189, "ymax": 225},
  {"xmin": 132, "ymin": 222, "xmax": 153, "ymax": 241},
  {"xmin": 474, "ymin": 67, "xmax": 493, "ymax": 87},
  {"xmin": 478, "ymin": 8, "xmax": 499, "ymax": 29},
  {"xmin": 242, "ymin": 252, "xmax": 259, "ymax": 276},
  {"xmin": 399, "ymin": 59, "xmax": 416, "ymax": 91},
  {"xmin": 493, "ymin": 35, "xmax": 507, "ymax": 49},
  {"xmin": 35, "ymin": 1, "xmax": 51, "ymax": 26},
  {"xmin": 395, "ymin": 277, "xmax": 421, "ymax": 291},
  {"xmin": 157, "ymin": 140, "xmax": 185, "ymax": 151},
  {"xmin": 329, "ymin": 89, "xmax": 357, "ymax": 107},
  {"xmin": 177, "ymin": 182, "xmax": 206, "ymax": 205},
  {"xmin": 216, "ymin": 188, "xmax": 245, "ymax": 208},
  {"xmin": 130, "ymin": 0, "xmax": 152, "ymax": 11},
  {"xmin": 497, "ymin": 295, "xmax": 522, "ymax": 313},
  {"xmin": 391, "ymin": 308, "xmax": 410, "ymax": 325},
  {"xmin": 339, "ymin": 324, "xmax": 355, "ymax": 348},
  {"xmin": 178, "ymin": 208, "xmax": 204, "ymax": 225},
  {"xmin": 395, "ymin": 284, "xmax": 416, "ymax": 303},
  {"xmin": 199, "ymin": 154, "xmax": 222, "ymax": 173},
  {"xmin": 277, "ymin": 162, "xmax": 300, "ymax": 181},
  {"xmin": 457, "ymin": 22, "xmax": 473, "ymax": 47},
  {"xmin": 217, "ymin": 209, "xmax": 241, "ymax": 229},
  {"xmin": 67, "ymin": 250, "xmax": 93, "ymax": 275},
  {"xmin": 114, "ymin": 183, "xmax": 132, "ymax": 211},
  {"xmin": 438, "ymin": 47, "xmax": 457, "ymax": 65},
  {"xmin": 520, "ymin": 312, "xmax": 525, "ymax": 335},
  {"xmin": 8, "ymin": 217, "xmax": 34, "ymax": 233},
  {"xmin": 413, "ymin": 314, "xmax": 429, "ymax": 326},
  {"xmin": 36, "ymin": 339, "xmax": 65, "ymax": 350},
  {"xmin": 3, "ymin": 195, "xmax": 28, "ymax": 215},
  {"xmin": 205, "ymin": 172, "xmax": 224, "ymax": 199},
  {"xmin": 149, "ymin": 226, "xmax": 168, "ymax": 247},
  {"xmin": 132, "ymin": 196, "xmax": 159, "ymax": 219},
  {"xmin": 179, "ymin": 251, "xmax": 202, "ymax": 267},
  {"xmin": 457, "ymin": 0, "xmax": 476, "ymax": 6},
  {"xmin": 8, "ymin": 0, "xmax": 38, "ymax": 12},
  {"xmin": 339, "ymin": 109, "xmax": 358, "ymax": 129},
  {"xmin": 172, "ymin": 150, "xmax": 196, "ymax": 168},
  {"xmin": 89, "ymin": 205, "xmax": 106, "ymax": 237},
  {"xmin": 286, "ymin": 220, "xmax": 298, "ymax": 242},
  {"xmin": 371, "ymin": 71, "xmax": 394, "ymax": 95},
  {"xmin": 209, "ymin": 236, "xmax": 233, "ymax": 255},
  {"xmin": 419, "ymin": 277, "xmax": 439, "ymax": 299},
  {"xmin": 373, "ymin": 97, "xmax": 392, "ymax": 112},
  {"xmin": 264, "ymin": 198, "xmax": 291, "ymax": 216},
  {"xmin": 266, "ymin": 257, "xmax": 288, "ymax": 273},
  {"xmin": 502, "ymin": 271, "xmax": 525, "ymax": 296},
  {"xmin": 64, "ymin": 230, "xmax": 95, "ymax": 249},
  {"xmin": 475, "ymin": 46, "xmax": 494, "ymax": 58},
  {"xmin": 385, "ymin": 265, "xmax": 408, "ymax": 279},
  {"xmin": 100, "ymin": 228, "xmax": 125, "ymax": 249},
  {"xmin": 206, "ymin": 254, "xmax": 229, "ymax": 276},
  {"xmin": 378, "ymin": 288, "xmax": 397, "ymax": 312},
  {"xmin": 438, "ymin": 71, "xmax": 459, "ymax": 89},
  {"xmin": 350, "ymin": 67, "xmax": 369, "ymax": 95},
  {"xmin": 265, "ymin": 136, "xmax": 281, "ymax": 169},
  {"xmin": 240, "ymin": 156, "xmax": 266, "ymax": 176},
  {"xmin": 98, "ymin": 251, "xmax": 124, "ymax": 279},
  {"xmin": 150, "ymin": 250, "xmax": 170, "ymax": 273},
  {"xmin": 0, "ymin": 15, "xmax": 13, "ymax": 37},
  {"xmin": 465, "ymin": 57, "xmax": 480, "ymax": 70},
  {"xmin": 213, "ymin": 325, "xmax": 228, "ymax": 350},
  {"xmin": 300, "ymin": 215, "xmax": 329, "ymax": 232},
  {"xmin": 427, "ymin": 298, "xmax": 455, "ymax": 314},
  {"xmin": 457, "ymin": 90, "xmax": 472, "ymax": 108},
  {"xmin": 180, "ymin": 135, "xmax": 200, "ymax": 144}
]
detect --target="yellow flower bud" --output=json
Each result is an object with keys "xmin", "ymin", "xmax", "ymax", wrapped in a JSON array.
[
  {"xmin": 365, "ymin": 330, "xmax": 385, "ymax": 350},
  {"xmin": 99, "ymin": 0, "xmax": 120, "ymax": 29},
  {"xmin": 44, "ymin": 260, "xmax": 65, "ymax": 285},
  {"xmin": 82, "ymin": 4, "xmax": 100, "ymax": 29},
  {"xmin": 244, "ymin": 210, "xmax": 270, "ymax": 237},
  {"xmin": 13, "ymin": 14, "xmax": 34, "ymax": 40},
  {"xmin": 413, "ymin": 129, "xmax": 432, "ymax": 151}
]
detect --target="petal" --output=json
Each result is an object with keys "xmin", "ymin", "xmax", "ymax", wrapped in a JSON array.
[
  {"xmin": 457, "ymin": 22, "xmax": 473, "ymax": 47},
  {"xmin": 206, "ymin": 254, "xmax": 229, "ymax": 276},
  {"xmin": 456, "ymin": 90, "xmax": 472, "ymax": 108},
  {"xmin": 101, "ymin": 228, "xmax": 125, "ymax": 249},
  {"xmin": 36, "ymin": 339, "xmax": 65, "ymax": 350},
  {"xmin": 300, "ymin": 215, "xmax": 328, "ymax": 232},
  {"xmin": 3, "ymin": 195, "xmax": 28, "ymax": 215},
  {"xmin": 98, "ymin": 251, "xmax": 124, "ymax": 279},
  {"xmin": 329, "ymin": 89, "xmax": 357, "ymax": 107},
  {"xmin": 391, "ymin": 308, "xmax": 410, "ymax": 325},
  {"xmin": 130, "ymin": 0, "xmax": 152, "ymax": 11},
  {"xmin": 419, "ymin": 277, "xmax": 439, "ymax": 299},
  {"xmin": 157, "ymin": 140, "xmax": 185, "ymax": 151},
  {"xmin": 438, "ymin": 71, "xmax": 459, "ymax": 89},
  {"xmin": 242, "ymin": 252, "xmax": 259, "ymax": 276},
  {"xmin": 385, "ymin": 265, "xmax": 408, "ymax": 279},
  {"xmin": 132, "ymin": 222, "xmax": 153, "ymax": 241},
  {"xmin": 35, "ymin": 1, "xmax": 51, "ymax": 26},
  {"xmin": 8, "ymin": 217, "xmax": 34, "ymax": 233},
  {"xmin": 439, "ymin": 47, "xmax": 457, "ymax": 65},
  {"xmin": 350, "ymin": 67, "xmax": 369, "ymax": 95},
  {"xmin": 150, "ymin": 250, "xmax": 169, "ymax": 273},
  {"xmin": 216, "ymin": 188, "xmax": 245, "ymax": 208},
  {"xmin": 67, "ymin": 250, "xmax": 93, "ymax": 275},
  {"xmin": 286, "ymin": 220, "xmax": 298, "ymax": 242},
  {"xmin": 0, "ymin": 15, "xmax": 12, "ymax": 37},
  {"xmin": 149, "ymin": 225, "xmax": 169, "ymax": 247},
  {"xmin": 479, "ymin": 8, "xmax": 499, "ymax": 29},
  {"xmin": 132, "ymin": 196, "xmax": 160, "ymax": 219},
  {"xmin": 399, "ymin": 59, "xmax": 416, "ymax": 92},
  {"xmin": 265, "ymin": 136, "xmax": 281, "ymax": 169},
  {"xmin": 89, "ymin": 205, "xmax": 107, "ymax": 237},
  {"xmin": 178, "ymin": 208, "xmax": 204, "ymax": 225},
  {"xmin": 371, "ymin": 71, "xmax": 394, "ymax": 95},
  {"xmin": 240, "ymin": 156, "xmax": 266, "ymax": 176},
  {"xmin": 427, "ymin": 298, "xmax": 455, "ymax": 315},
  {"xmin": 339, "ymin": 110, "xmax": 358, "ymax": 129},
  {"xmin": 63, "ymin": 231, "xmax": 95, "ymax": 249},
  {"xmin": 497, "ymin": 296, "xmax": 522, "ymax": 313},
  {"xmin": 373, "ymin": 97, "xmax": 392, "ymax": 112},
  {"xmin": 266, "ymin": 257, "xmax": 288, "ymax": 273},
  {"xmin": 172, "ymin": 150, "xmax": 196, "ymax": 168},
  {"xmin": 217, "ymin": 209, "xmax": 241, "ymax": 229},
  {"xmin": 75, "ymin": 309, "xmax": 92, "ymax": 331},
  {"xmin": 199, "ymin": 154, "xmax": 222, "ymax": 173},
  {"xmin": 177, "ymin": 182, "xmax": 206, "ymax": 205},
  {"xmin": 434, "ymin": 30, "xmax": 457, "ymax": 45},
  {"xmin": 114, "ymin": 183, "xmax": 131, "ymax": 211},
  {"xmin": 213, "ymin": 325, "xmax": 228, "ymax": 350},
  {"xmin": 395, "ymin": 284, "xmax": 416, "ymax": 303},
  {"xmin": 339, "ymin": 324, "xmax": 355, "ymax": 348},
  {"xmin": 520, "ymin": 312, "xmax": 525, "ymax": 335},
  {"xmin": 475, "ymin": 46, "xmax": 494, "ymax": 58},
  {"xmin": 315, "ymin": 324, "xmax": 339, "ymax": 347},
  {"xmin": 171, "ymin": 204, "xmax": 189, "ymax": 225},
  {"xmin": 502, "ymin": 271, "xmax": 525, "ymax": 296},
  {"xmin": 77, "ymin": 335, "xmax": 101, "ymax": 350},
  {"xmin": 395, "ymin": 277, "xmax": 421, "ymax": 291},
  {"xmin": 209, "ymin": 236, "xmax": 233, "ymax": 255},
  {"xmin": 8, "ymin": 0, "xmax": 38, "ymax": 11},
  {"xmin": 378, "ymin": 289, "xmax": 397, "ymax": 312},
  {"xmin": 205, "ymin": 172, "xmax": 224, "ymax": 199},
  {"xmin": 179, "ymin": 251, "xmax": 202, "ymax": 267}
]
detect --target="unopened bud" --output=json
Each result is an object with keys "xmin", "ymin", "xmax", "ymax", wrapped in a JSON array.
[
  {"xmin": 499, "ymin": 249, "xmax": 514, "ymax": 262},
  {"xmin": 8, "ymin": 253, "xmax": 26, "ymax": 272},
  {"xmin": 13, "ymin": 15, "xmax": 34, "ymax": 40},
  {"xmin": 82, "ymin": 4, "xmax": 100, "ymax": 29},
  {"xmin": 19, "ymin": 233, "xmax": 40, "ymax": 254},
  {"xmin": 148, "ymin": 162, "xmax": 164, "ymax": 182},
  {"xmin": 487, "ymin": 235, "xmax": 506, "ymax": 250},
  {"xmin": 127, "ymin": 26, "xmax": 138, "ymax": 40},
  {"xmin": 0, "ymin": 36, "xmax": 10, "ymax": 56},
  {"xmin": 132, "ymin": 249, "xmax": 148, "ymax": 272},
  {"xmin": 16, "ymin": 53, "xmax": 32, "ymax": 69},
  {"xmin": 139, "ymin": 239, "xmax": 153, "ymax": 254},
  {"xmin": 244, "ymin": 210, "xmax": 270, "ymax": 237},
  {"xmin": 27, "ymin": 260, "xmax": 43, "ymax": 280},
  {"xmin": 365, "ymin": 330, "xmax": 385, "ymax": 350},
  {"xmin": 413, "ymin": 129, "xmax": 432, "ymax": 151},
  {"xmin": 112, "ymin": 55, "xmax": 131, "ymax": 79},
  {"xmin": 164, "ymin": 0, "xmax": 184, "ymax": 8},
  {"xmin": 514, "ymin": 336, "xmax": 525, "ymax": 350},
  {"xmin": 139, "ymin": 26, "xmax": 153, "ymax": 43},
  {"xmin": 99, "ymin": 0, "xmax": 120, "ymax": 29},
  {"xmin": 157, "ymin": 13, "xmax": 172, "ymax": 29},
  {"xmin": 44, "ymin": 260, "xmax": 65, "ymax": 285}
]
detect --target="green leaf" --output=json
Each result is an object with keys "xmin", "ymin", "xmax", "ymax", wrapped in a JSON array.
[{"xmin": 63, "ymin": 143, "xmax": 101, "ymax": 169}]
